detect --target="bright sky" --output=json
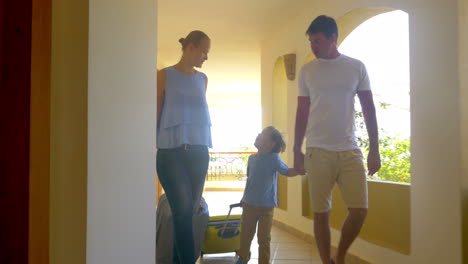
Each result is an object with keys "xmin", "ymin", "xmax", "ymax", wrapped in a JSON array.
[
  {"xmin": 339, "ymin": 10, "xmax": 410, "ymax": 137},
  {"xmin": 210, "ymin": 10, "xmax": 410, "ymax": 151}
]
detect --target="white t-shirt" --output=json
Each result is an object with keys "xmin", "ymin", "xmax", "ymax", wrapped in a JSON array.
[{"xmin": 298, "ymin": 54, "xmax": 371, "ymax": 151}]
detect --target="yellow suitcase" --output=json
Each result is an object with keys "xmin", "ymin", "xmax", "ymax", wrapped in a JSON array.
[{"xmin": 201, "ymin": 203, "xmax": 242, "ymax": 256}]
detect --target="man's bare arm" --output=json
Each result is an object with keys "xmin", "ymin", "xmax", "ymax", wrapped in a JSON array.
[
  {"xmin": 358, "ymin": 90, "xmax": 381, "ymax": 175},
  {"xmin": 293, "ymin": 96, "xmax": 310, "ymax": 174}
]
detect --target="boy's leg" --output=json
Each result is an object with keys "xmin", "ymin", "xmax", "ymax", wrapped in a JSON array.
[
  {"xmin": 335, "ymin": 149, "xmax": 368, "ymax": 264},
  {"xmin": 238, "ymin": 204, "xmax": 258, "ymax": 263},
  {"xmin": 257, "ymin": 207, "xmax": 274, "ymax": 264}
]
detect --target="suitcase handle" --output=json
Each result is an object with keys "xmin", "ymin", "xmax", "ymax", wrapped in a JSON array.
[
  {"xmin": 230, "ymin": 203, "xmax": 242, "ymax": 209},
  {"xmin": 221, "ymin": 203, "xmax": 242, "ymax": 238}
]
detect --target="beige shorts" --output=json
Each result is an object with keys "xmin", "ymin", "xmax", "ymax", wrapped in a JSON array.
[{"xmin": 305, "ymin": 147, "xmax": 368, "ymax": 213}]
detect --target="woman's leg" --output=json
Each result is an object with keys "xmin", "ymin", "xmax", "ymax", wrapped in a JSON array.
[
  {"xmin": 157, "ymin": 149, "xmax": 196, "ymax": 264},
  {"xmin": 186, "ymin": 147, "xmax": 209, "ymax": 213}
]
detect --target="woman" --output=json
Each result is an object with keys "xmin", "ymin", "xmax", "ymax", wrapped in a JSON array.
[{"xmin": 156, "ymin": 30, "xmax": 211, "ymax": 264}]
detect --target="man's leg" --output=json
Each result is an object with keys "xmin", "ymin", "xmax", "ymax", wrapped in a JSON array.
[
  {"xmin": 305, "ymin": 148, "xmax": 337, "ymax": 264},
  {"xmin": 314, "ymin": 211, "xmax": 331, "ymax": 264},
  {"xmin": 335, "ymin": 208, "xmax": 367, "ymax": 264},
  {"xmin": 335, "ymin": 149, "xmax": 368, "ymax": 264}
]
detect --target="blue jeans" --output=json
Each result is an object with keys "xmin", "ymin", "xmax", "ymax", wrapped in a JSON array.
[{"xmin": 156, "ymin": 145, "xmax": 209, "ymax": 264}]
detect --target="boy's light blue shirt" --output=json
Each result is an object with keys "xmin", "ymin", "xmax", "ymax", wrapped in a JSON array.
[{"xmin": 241, "ymin": 153, "xmax": 289, "ymax": 208}]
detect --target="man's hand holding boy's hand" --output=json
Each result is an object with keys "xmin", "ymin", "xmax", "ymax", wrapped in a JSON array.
[
  {"xmin": 293, "ymin": 149, "xmax": 306, "ymax": 175},
  {"xmin": 286, "ymin": 168, "xmax": 299, "ymax": 177}
]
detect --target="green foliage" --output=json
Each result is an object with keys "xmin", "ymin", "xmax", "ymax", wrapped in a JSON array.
[{"xmin": 355, "ymin": 108, "xmax": 411, "ymax": 183}]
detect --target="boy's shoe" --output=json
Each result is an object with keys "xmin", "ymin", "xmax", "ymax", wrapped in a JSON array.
[{"xmin": 235, "ymin": 258, "xmax": 247, "ymax": 264}]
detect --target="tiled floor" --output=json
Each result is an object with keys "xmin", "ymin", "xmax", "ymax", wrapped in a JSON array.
[
  {"xmin": 197, "ymin": 226, "xmax": 321, "ymax": 264},
  {"xmin": 198, "ymin": 191, "xmax": 322, "ymax": 264}
]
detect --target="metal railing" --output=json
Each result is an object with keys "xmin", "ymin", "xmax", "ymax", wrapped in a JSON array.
[{"xmin": 207, "ymin": 152, "xmax": 256, "ymax": 181}]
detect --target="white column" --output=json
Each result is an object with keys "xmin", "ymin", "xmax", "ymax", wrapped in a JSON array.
[
  {"xmin": 87, "ymin": 0, "xmax": 157, "ymax": 262},
  {"xmin": 409, "ymin": 1, "xmax": 462, "ymax": 263}
]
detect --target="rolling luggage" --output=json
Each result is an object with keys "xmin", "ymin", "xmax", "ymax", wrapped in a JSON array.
[
  {"xmin": 201, "ymin": 203, "xmax": 242, "ymax": 256},
  {"xmin": 156, "ymin": 194, "xmax": 209, "ymax": 264}
]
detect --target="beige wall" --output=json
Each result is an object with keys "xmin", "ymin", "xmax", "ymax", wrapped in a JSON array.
[
  {"xmin": 263, "ymin": 0, "xmax": 463, "ymax": 263},
  {"xmin": 49, "ymin": 0, "xmax": 88, "ymax": 262},
  {"xmin": 272, "ymin": 57, "xmax": 289, "ymax": 210},
  {"xmin": 206, "ymin": 92, "xmax": 260, "ymax": 107},
  {"xmin": 86, "ymin": 0, "xmax": 157, "ymax": 263},
  {"xmin": 460, "ymin": 0, "xmax": 468, "ymax": 262}
]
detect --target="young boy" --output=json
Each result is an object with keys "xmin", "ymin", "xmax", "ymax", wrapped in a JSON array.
[{"xmin": 236, "ymin": 126, "xmax": 299, "ymax": 264}]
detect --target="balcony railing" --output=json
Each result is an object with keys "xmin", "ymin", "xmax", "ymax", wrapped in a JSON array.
[{"xmin": 207, "ymin": 152, "xmax": 256, "ymax": 181}]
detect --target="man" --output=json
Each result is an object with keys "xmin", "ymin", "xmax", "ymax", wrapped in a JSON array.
[{"xmin": 294, "ymin": 15, "xmax": 381, "ymax": 264}]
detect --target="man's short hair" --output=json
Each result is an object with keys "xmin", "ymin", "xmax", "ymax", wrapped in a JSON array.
[{"xmin": 306, "ymin": 15, "xmax": 338, "ymax": 39}]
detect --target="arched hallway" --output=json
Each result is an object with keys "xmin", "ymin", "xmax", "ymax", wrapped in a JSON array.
[{"xmin": 2, "ymin": 0, "xmax": 467, "ymax": 263}]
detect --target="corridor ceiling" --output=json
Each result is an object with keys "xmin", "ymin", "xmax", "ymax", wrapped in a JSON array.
[{"xmin": 157, "ymin": 0, "xmax": 306, "ymax": 67}]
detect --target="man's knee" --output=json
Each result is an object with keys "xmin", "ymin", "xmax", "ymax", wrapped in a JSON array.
[{"xmin": 348, "ymin": 208, "xmax": 368, "ymax": 221}]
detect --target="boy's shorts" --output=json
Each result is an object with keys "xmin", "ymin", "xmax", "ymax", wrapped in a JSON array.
[{"xmin": 305, "ymin": 147, "xmax": 368, "ymax": 213}]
